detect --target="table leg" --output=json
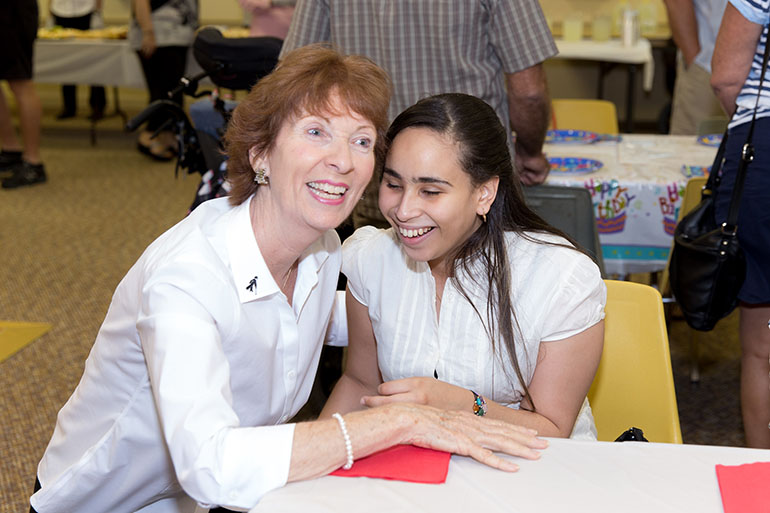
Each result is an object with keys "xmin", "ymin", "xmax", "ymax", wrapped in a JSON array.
[{"xmin": 625, "ymin": 64, "xmax": 637, "ymax": 133}]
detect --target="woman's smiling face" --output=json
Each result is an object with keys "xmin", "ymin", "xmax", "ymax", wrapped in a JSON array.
[
  {"xmin": 253, "ymin": 93, "xmax": 377, "ymax": 235},
  {"xmin": 379, "ymin": 127, "xmax": 496, "ymax": 271}
]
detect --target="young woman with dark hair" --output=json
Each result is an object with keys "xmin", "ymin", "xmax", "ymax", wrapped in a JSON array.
[{"xmin": 323, "ymin": 93, "xmax": 606, "ymax": 439}]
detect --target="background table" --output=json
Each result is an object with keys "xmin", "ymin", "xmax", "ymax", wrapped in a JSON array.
[
  {"xmin": 544, "ymin": 134, "xmax": 718, "ymax": 275},
  {"xmin": 34, "ymin": 39, "xmax": 145, "ymax": 88},
  {"xmin": 251, "ymin": 438, "xmax": 770, "ymax": 513},
  {"xmin": 553, "ymin": 38, "xmax": 654, "ymax": 132}
]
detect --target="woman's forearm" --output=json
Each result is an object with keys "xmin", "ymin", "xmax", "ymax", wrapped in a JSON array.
[
  {"xmin": 319, "ymin": 372, "xmax": 379, "ymax": 418},
  {"xmin": 711, "ymin": 3, "xmax": 763, "ymax": 114},
  {"xmin": 288, "ymin": 403, "xmax": 547, "ymax": 482}
]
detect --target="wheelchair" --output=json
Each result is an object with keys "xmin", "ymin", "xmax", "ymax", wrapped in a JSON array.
[{"xmin": 126, "ymin": 27, "xmax": 282, "ymax": 211}]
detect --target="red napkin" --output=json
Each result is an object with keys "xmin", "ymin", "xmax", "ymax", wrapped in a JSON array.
[
  {"xmin": 330, "ymin": 445, "xmax": 451, "ymax": 484},
  {"xmin": 715, "ymin": 462, "xmax": 770, "ymax": 513}
]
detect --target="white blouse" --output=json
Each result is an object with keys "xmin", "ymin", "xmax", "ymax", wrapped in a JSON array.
[
  {"xmin": 342, "ymin": 227, "xmax": 606, "ymax": 439},
  {"xmin": 32, "ymin": 197, "xmax": 343, "ymax": 513}
]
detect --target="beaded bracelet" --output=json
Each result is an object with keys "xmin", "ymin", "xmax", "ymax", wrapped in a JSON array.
[
  {"xmin": 332, "ymin": 413, "xmax": 354, "ymax": 470},
  {"xmin": 471, "ymin": 390, "xmax": 487, "ymax": 416}
]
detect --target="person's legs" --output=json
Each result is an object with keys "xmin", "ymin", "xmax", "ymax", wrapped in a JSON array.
[
  {"xmin": 669, "ymin": 56, "xmax": 725, "ymax": 135},
  {"xmin": 0, "ymin": 86, "xmax": 22, "ymax": 151},
  {"xmin": 7, "ymin": 78, "xmax": 41, "ymax": 164},
  {"xmin": 1, "ymin": 78, "xmax": 46, "ymax": 188},
  {"xmin": 89, "ymin": 85, "xmax": 106, "ymax": 119},
  {"xmin": 52, "ymin": 13, "xmax": 92, "ymax": 118},
  {"xmin": 740, "ymin": 303, "xmax": 770, "ymax": 448},
  {"xmin": 137, "ymin": 46, "xmax": 187, "ymax": 158}
]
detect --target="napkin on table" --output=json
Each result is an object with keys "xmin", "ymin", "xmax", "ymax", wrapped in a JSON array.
[
  {"xmin": 715, "ymin": 461, "xmax": 770, "ymax": 513},
  {"xmin": 330, "ymin": 445, "xmax": 451, "ymax": 484}
]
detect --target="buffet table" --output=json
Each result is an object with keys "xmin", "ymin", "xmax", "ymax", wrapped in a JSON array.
[
  {"xmin": 251, "ymin": 438, "xmax": 770, "ymax": 513},
  {"xmin": 544, "ymin": 134, "xmax": 718, "ymax": 275}
]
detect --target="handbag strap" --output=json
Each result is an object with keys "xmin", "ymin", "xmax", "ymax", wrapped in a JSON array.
[{"xmin": 722, "ymin": 31, "xmax": 770, "ymax": 231}]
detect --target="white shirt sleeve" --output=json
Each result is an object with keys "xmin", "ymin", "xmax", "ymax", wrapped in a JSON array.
[
  {"xmin": 341, "ymin": 226, "xmax": 382, "ymax": 307},
  {"xmin": 538, "ymin": 250, "xmax": 606, "ymax": 342},
  {"xmin": 138, "ymin": 263, "xmax": 294, "ymax": 509}
]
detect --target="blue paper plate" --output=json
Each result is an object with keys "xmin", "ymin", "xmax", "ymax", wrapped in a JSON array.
[
  {"xmin": 697, "ymin": 134, "xmax": 722, "ymax": 147},
  {"xmin": 681, "ymin": 165, "xmax": 710, "ymax": 178},
  {"xmin": 548, "ymin": 157, "xmax": 603, "ymax": 175},
  {"xmin": 546, "ymin": 129, "xmax": 599, "ymax": 144}
]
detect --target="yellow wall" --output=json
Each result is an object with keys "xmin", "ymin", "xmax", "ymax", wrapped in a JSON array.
[{"xmin": 39, "ymin": 0, "xmax": 248, "ymax": 25}]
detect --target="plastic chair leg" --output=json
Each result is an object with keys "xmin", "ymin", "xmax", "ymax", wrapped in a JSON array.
[{"xmin": 689, "ymin": 330, "xmax": 700, "ymax": 383}]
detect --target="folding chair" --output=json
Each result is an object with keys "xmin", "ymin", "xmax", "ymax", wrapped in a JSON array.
[
  {"xmin": 551, "ymin": 98, "xmax": 620, "ymax": 135},
  {"xmin": 523, "ymin": 184, "xmax": 606, "ymax": 277}
]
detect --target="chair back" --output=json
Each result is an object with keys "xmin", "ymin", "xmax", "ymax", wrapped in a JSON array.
[
  {"xmin": 588, "ymin": 280, "xmax": 683, "ymax": 443},
  {"xmin": 523, "ymin": 184, "xmax": 605, "ymax": 277},
  {"xmin": 659, "ymin": 176, "xmax": 708, "ymax": 298},
  {"xmin": 551, "ymin": 99, "xmax": 619, "ymax": 134}
]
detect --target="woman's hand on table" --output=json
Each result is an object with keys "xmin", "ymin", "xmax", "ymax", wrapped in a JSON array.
[
  {"xmin": 361, "ymin": 377, "xmax": 474, "ymax": 412},
  {"xmin": 390, "ymin": 403, "xmax": 546, "ymax": 472}
]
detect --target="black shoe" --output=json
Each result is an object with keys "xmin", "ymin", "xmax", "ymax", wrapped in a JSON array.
[
  {"xmin": 0, "ymin": 150, "xmax": 23, "ymax": 172},
  {"xmin": 1, "ymin": 162, "xmax": 47, "ymax": 189},
  {"xmin": 56, "ymin": 110, "xmax": 76, "ymax": 120}
]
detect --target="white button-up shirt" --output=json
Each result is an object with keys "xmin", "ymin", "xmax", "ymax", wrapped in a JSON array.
[{"xmin": 32, "ymin": 196, "xmax": 342, "ymax": 513}]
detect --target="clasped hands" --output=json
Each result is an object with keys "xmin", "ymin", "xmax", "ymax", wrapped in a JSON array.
[
  {"xmin": 361, "ymin": 376, "xmax": 477, "ymax": 412},
  {"xmin": 359, "ymin": 378, "xmax": 547, "ymax": 471}
]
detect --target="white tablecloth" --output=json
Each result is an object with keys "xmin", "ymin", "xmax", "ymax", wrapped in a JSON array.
[
  {"xmin": 554, "ymin": 38, "xmax": 655, "ymax": 92},
  {"xmin": 251, "ymin": 438, "xmax": 770, "ymax": 513},
  {"xmin": 33, "ymin": 39, "xmax": 205, "ymax": 89},
  {"xmin": 544, "ymin": 134, "xmax": 718, "ymax": 275},
  {"xmin": 34, "ymin": 39, "xmax": 146, "ymax": 88}
]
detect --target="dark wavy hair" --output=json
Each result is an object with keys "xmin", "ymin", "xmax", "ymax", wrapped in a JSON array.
[
  {"xmin": 224, "ymin": 44, "xmax": 392, "ymax": 206},
  {"xmin": 384, "ymin": 93, "xmax": 579, "ymax": 411}
]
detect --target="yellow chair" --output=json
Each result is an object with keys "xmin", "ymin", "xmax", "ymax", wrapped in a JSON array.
[
  {"xmin": 588, "ymin": 280, "xmax": 683, "ymax": 443},
  {"xmin": 551, "ymin": 98, "xmax": 620, "ymax": 135}
]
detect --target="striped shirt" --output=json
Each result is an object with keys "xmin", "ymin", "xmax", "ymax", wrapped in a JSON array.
[
  {"xmin": 728, "ymin": 0, "xmax": 770, "ymax": 128},
  {"xmin": 281, "ymin": 0, "xmax": 557, "ymax": 226}
]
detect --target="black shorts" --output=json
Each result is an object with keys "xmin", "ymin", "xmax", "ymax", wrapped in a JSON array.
[
  {"xmin": 0, "ymin": 0, "xmax": 39, "ymax": 80},
  {"xmin": 714, "ymin": 116, "xmax": 770, "ymax": 304}
]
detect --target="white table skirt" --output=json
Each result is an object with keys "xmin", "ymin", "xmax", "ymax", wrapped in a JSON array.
[
  {"xmin": 251, "ymin": 438, "xmax": 770, "ymax": 513},
  {"xmin": 34, "ymin": 39, "xmax": 146, "ymax": 88},
  {"xmin": 33, "ymin": 39, "xmax": 205, "ymax": 89},
  {"xmin": 544, "ymin": 134, "xmax": 718, "ymax": 275}
]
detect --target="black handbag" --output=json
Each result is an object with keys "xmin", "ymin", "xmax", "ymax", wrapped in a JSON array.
[
  {"xmin": 668, "ymin": 138, "xmax": 747, "ymax": 331},
  {"xmin": 669, "ymin": 41, "xmax": 769, "ymax": 331}
]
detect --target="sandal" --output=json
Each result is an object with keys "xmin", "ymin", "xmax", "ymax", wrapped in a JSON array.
[{"xmin": 137, "ymin": 140, "xmax": 175, "ymax": 161}]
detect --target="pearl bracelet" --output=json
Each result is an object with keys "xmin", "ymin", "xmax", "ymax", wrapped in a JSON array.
[{"xmin": 332, "ymin": 412, "xmax": 354, "ymax": 470}]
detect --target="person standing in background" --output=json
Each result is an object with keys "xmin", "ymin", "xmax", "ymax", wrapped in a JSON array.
[
  {"xmin": 711, "ymin": 0, "xmax": 770, "ymax": 449},
  {"xmin": 0, "ymin": 0, "xmax": 47, "ymax": 189},
  {"xmin": 49, "ymin": 0, "xmax": 107, "ymax": 120},
  {"xmin": 663, "ymin": 0, "xmax": 728, "ymax": 134},
  {"xmin": 281, "ymin": 0, "xmax": 556, "ymax": 229},
  {"xmin": 130, "ymin": 0, "xmax": 198, "ymax": 161},
  {"xmin": 238, "ymin": 0, "xmax": 295, "ymax": 38}
]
